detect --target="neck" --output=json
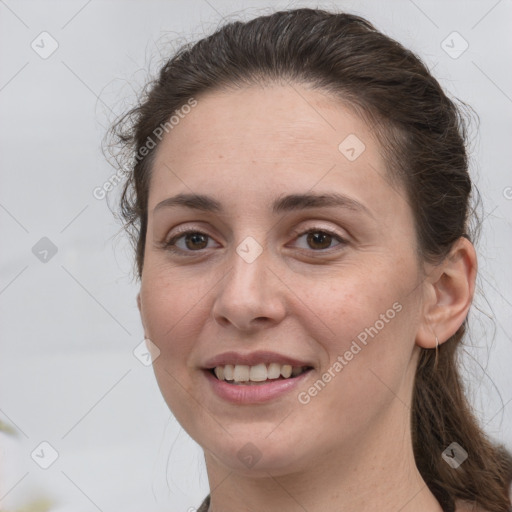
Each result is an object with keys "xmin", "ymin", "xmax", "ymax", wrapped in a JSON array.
[{"xmin": 203, "ymin": 399, "xmax": 444, "ymax": 512}]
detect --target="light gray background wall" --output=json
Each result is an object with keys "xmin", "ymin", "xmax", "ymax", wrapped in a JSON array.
[{"xmin": 1, "ymin": 0, "xmax": 511, "ymax": 510}]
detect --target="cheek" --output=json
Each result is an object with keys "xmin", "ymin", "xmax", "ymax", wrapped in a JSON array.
[
  {"xmin": 307, "ymin": 259, "xmax": 417, "ymax": 346},
  {"xmin": 302, "ymin": 260, "xmax": 421, "ymax": 408},
  {"xmin": 139, "ymin": 274, "xmax": 211, "ymax": 425},
  {"xmin": 139, "ymin": 271, "xmax": 207, "ymax": 364},
  {"xmin": 293, "ymin": 295, "xmax": 418, "ymax": 447}
]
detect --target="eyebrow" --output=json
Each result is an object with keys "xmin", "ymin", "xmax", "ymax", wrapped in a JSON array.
[{"xmin": 153, "ymin": 192, "xmax": 373, "ymax": 217}]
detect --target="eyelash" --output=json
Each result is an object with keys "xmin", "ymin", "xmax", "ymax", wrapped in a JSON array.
[{"xmin": 162, "ymin": 227, "xmax": 347, "ymax": 255}]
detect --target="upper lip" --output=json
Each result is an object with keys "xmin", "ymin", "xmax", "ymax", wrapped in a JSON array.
[{"xmin": 202, "ymin": 350, "xmax": 313, "ymax": 369}]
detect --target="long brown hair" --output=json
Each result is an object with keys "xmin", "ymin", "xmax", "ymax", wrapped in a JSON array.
[{"xmin": 107, "ymin": 8, "xmax": 512, "ymax": 511}]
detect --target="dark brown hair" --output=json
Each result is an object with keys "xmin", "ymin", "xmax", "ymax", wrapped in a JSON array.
[{"xmin": 107, "ymin": 8, "xmax": 512, "ymax": 511}]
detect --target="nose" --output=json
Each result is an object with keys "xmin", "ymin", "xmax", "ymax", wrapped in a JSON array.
[{"xmin": 211, "ymin": 245, "xmax": 287, "ymax": 333}]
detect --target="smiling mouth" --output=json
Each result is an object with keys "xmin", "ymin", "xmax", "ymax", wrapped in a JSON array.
[{"xmin": 209, "ymin": 363, "xmax": 313, "ymax": 385}]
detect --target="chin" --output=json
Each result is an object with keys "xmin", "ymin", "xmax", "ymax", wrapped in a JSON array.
[{"xmin": 202, "ymin": 429, "xmax": 312, "ymax": 476}]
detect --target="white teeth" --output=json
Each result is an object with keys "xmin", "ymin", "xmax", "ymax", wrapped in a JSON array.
[
  {"xmin": 212, "ymin": 363, "xmax": 308, "ymax": 383},
  {"xmin": 233, "ymin": 365, "xmax": 250, "ymax": 382},
  {"xmin": 223, "ymin": 364, "xmax": 234, "ymax": 380},
  {"xmin": 280, "ymin": 364, "xmax": 292, "ymax": 379},
  {"xmin": 267, "ymin": 362, "xmax": 281, "ymax": 380},
  {"xmin": 249, "ymin": 363, "xmax": 268, "ymax": 382},
  {"xmin": 214, "ymin": 366, "xmax": 224, "ymax": 380}
]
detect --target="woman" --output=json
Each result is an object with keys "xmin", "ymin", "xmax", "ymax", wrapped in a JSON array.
[{"xmin": 108, "ymin": 8, "xmax": 512, "ymax": 512}]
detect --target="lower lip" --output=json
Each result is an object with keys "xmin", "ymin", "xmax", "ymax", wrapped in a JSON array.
[{"xmin": 203, "ymin": 369, "xmax": 312, "ymax": 404}]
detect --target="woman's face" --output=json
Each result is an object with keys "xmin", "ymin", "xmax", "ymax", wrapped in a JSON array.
[{"xmin": 138, "ymin": 84, "xmax": 427, "ymax": 475}]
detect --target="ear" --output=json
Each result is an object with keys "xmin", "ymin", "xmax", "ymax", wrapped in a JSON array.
[
  {"xmin": 136, "ymin": 291, "xmax": 147, "ymax": 334},
  {"xmin": 416, "ymin": 237, "xmax": 477, "ymax": 349}
]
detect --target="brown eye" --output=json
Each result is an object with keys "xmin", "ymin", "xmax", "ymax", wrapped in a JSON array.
[
  {"xmin": 306, "ymin": 231, "xmax": 333, "ymax": 250},
  {"xmin": 183, "ymin": 232, "xmax": 209, "ymax": 250},
  {"xmin": 293, "ymin": 228, "xmax": 347, "ymax": 252},
  {"xmin": 164, "ymin": 230, "xmax": 215, "ymax": 253}
]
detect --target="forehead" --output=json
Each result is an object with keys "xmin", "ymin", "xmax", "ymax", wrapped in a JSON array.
[
  {"xmin": 154, "ymin": 84, "xmax": 375, "ymax": 166},
  {"xmin": 149, "ymin": 84, "xmax": 408, "ymax": 221}
]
